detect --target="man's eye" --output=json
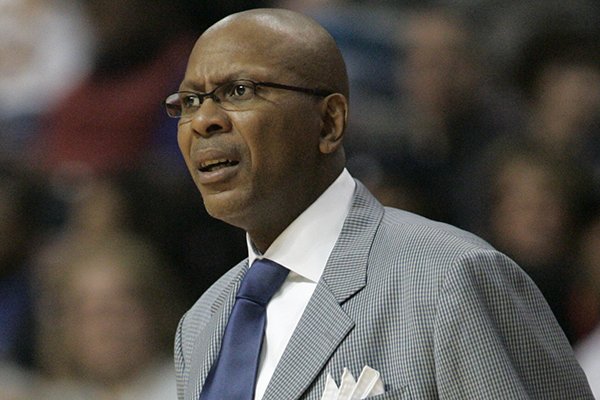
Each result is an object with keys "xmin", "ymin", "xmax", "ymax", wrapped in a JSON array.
[
  {"xmin": 233, "ymin": 85, "xmax": 247, "ymax": 96},
  {"xmin": 227, "ymin": 83, "xmax": 254, "ymax": 100},
  {"xmin": 182, "ymin": 95, "xmax": 198, "ymax": 108}
]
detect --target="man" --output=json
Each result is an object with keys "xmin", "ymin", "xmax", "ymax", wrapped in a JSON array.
[{"xmin": 170, "ymin": 8, "xmax": 593, "ymax": 400}]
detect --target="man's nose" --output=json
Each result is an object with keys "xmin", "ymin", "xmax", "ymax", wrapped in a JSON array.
[{"xmin": 189, "ymin": 98, "xmax": 232, "ymax": 137}]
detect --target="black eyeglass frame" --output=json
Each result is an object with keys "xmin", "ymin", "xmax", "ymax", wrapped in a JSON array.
[{"xmin": 164, "ymin": 79, "xmax": 333, "ymax": 118}]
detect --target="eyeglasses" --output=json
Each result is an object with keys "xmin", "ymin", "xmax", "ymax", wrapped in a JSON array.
[{"xmin": 164, "ymin": 79, "xmax": 332, "ymax": 119}]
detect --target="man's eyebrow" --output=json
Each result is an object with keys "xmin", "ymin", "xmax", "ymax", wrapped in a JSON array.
[
  {"xmin": 179, "ymin": 73, "xmax": 251, "ymax": 92},
  {"xmin": 179, "ymin": 80, "xmax": 204, "ymax": 92}
]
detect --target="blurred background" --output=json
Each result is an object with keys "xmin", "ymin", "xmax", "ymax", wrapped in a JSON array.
[{"xmin": 1, "ymin": 0, "xmax": 599, "ymax": 398}]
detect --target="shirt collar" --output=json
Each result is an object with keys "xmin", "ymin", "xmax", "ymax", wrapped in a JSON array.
[{"xmin": 247, "ymin": 169, "xmax": 355, "ymax": 282}]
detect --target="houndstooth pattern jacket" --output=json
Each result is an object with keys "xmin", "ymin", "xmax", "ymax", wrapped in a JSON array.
[{"xmin": 175, "ymin": 181, "xmax": 593, "ymax": 399}]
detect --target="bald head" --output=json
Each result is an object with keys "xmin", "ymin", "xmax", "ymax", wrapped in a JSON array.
[{"xmin": 198, "ymin": 8, "xmax": 349, "ymax": 98}]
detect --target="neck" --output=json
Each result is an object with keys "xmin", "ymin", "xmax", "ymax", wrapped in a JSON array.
[{"xmin": 248, "ymin": 166, "xmax": 344, "ymax": 253}]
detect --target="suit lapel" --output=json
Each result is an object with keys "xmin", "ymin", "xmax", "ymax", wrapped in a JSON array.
[
  {"xmin": 262, "ymin": 282, "xmax": 354, "ymax": 400},
  {"xmin": 186, "ymin": 261, "xmax": 249, "ymax": 400},
  {"xmin": 262, "ymin": 182, "xmax": 384, "ymax": 400}
]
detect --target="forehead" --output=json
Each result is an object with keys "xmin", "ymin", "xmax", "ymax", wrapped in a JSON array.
[{"xmin": 182, "ymin": 23, "xmax": 294, "ymax": 88}]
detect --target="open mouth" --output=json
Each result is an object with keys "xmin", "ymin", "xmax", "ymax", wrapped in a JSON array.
[{"xmin": 198, "ymin": 159, "xmax": 240, "ymax": 172}]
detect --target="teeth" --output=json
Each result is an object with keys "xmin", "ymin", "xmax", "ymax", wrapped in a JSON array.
[
  {"xmin": 198, "ymin": 159, "xmax": 239, "ymax": 172},
  {"xmin": 200, "ymin": 159, "xmax": 230, "ymax": 169}
]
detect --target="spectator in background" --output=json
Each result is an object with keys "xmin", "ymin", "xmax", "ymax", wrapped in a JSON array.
[
  {"xmin": 391, "ymin": 5, "xmax": 521, "ymax": 229},
  {"xmin": 0, "ymin": 163, "xmax": 239, "ymax": 397},
  {"xmin": 28, "ymin": 172, "xmax": 152, "ymax": 384},
  {"xmin": 30, "ymin": 232, "xmax": 183, "ymax": 400},
  {"xmin": 480, "ymin": 141, "xmax": 597, "ymax": 343},
  {"xmin": 0, "ymin": 0, "xmax": 92, "ymax": 163},
  {"xmin": 32, "ymin": 0, "xmax": 197, "ymax": 175},
  {"xmin": 514, "ymin": 27, "xmax": 600, "ymax": 184}
]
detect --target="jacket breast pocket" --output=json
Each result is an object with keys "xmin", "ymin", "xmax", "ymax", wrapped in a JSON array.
[{"xmin": 366, "ymin": 385, "xmax": 408, "ymax": 399}]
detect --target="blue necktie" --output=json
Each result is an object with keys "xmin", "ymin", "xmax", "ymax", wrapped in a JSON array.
[{"xmin": 200, "ymin": 258, "xmax": 289, "ymax": 400}]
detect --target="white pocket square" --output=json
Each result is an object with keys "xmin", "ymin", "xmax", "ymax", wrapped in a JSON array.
[{"xmin": 320, "ymin": 366, "xmax": 385, "ymax": 400}]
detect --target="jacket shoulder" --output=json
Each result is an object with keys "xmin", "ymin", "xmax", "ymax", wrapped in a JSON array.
[{"xmin": 377, "ymin": 206, "xmax": 494, "ymax": 258}]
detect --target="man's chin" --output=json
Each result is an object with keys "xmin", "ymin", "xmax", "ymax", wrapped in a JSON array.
[{"xmin": 202, "ymin": 191, "xmax": 248, "ymax": 227}]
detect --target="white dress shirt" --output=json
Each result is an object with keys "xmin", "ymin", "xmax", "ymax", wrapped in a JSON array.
[{"xmin": 247, "ymin": 169, "xmax": 356, "ymax": 400}]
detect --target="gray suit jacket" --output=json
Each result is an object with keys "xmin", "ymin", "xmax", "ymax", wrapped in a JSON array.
[{"xmin": 175, "ymin": 182, "xmax": 593, "ymax": 399}]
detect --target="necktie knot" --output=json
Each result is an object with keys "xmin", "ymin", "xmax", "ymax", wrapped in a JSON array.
[{"xmin": 237, "ymin": 258, "xmax": 289, "ymax": 306}]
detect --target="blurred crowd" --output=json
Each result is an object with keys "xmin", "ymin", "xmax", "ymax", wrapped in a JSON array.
[{"xmin": 1, "ymin": 0, "xmax": 599, "ymax": 398}]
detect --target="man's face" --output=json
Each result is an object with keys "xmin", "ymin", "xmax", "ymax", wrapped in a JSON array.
[{"xmin": 177, "ymin": 25, "xmax": 324, "ymax": 232}]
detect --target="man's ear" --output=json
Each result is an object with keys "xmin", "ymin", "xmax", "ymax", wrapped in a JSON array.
[{"xmin": 319, "ymin": 93, "xmax": 348, "ymax": 154}]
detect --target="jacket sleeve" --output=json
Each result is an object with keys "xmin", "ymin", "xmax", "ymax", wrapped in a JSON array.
[{"xmin": 433, "ymin": 248, "xmax": 594, "ymax": 399}]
